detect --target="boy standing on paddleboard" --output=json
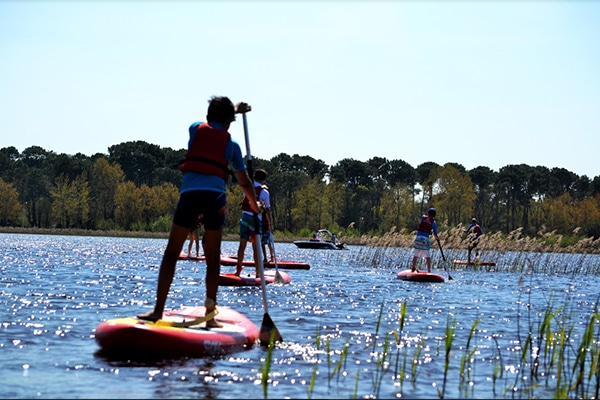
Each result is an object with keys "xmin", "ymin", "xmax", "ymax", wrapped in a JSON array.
[
  {"xmin": 235, "ymin": 168, "xmax": 272, "ymax": 275},
  {"xmin": 411, "ymin": 207, "xmax": 440, "ymax": 273},
  {"xmin": 137, "ymin": 96, "xmax": 260, "ymax": 328}
]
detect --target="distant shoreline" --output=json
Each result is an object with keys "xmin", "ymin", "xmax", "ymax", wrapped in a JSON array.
[{"xmin": 0, "ymin": 227, "xmax": 344, "ymax": 245}]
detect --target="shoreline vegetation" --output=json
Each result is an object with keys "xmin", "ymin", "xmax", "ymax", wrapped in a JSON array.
[{"xmin": 1, "ymin": 225, "xmax": 599, "ymax": 254}]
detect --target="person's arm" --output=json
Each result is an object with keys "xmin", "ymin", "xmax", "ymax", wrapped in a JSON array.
[
  {"xmin": 265, "ymin": 207, "xmax": 273, "ymax": 232},
  {"xmin": 236, "ymin": 171, "xmax": 260, "ymax": 214}
]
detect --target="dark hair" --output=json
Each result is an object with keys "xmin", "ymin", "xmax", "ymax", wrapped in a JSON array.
[
  {"xmin": 254, "ymin": 169, "xmax": 268, "ymax": 181},
  {"xmin": 427, "ymin": 207, "xmax": 436, "ymax": 217},
  {"xmin": 206, "ymin": 96, "xmax": 235, "ymax": 124}
]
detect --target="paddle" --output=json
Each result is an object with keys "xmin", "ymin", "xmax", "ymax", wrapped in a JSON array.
[
  {"xmin": 270, "ymin": 236, "xmax": 285, "ymax": 284},
  {"xmin": 436, "ymin": 238, "xmax": 454, "ymax": 281},
  {"xmin": 242, "ymin": 111, "xmax": 283, "ymax": 345}
]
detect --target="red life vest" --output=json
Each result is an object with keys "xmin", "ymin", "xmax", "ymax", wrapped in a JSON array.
[
  {"xmin": 241, "ymin": 185, "xmax": 264, "ymax": 212},
  {"xmin": 416, "ymin": 215, "xmax": 434, "ymax": 234},
  {"xmin": 179, "ymin": 123, "xmax": 230, "ymax": 180},
  {"xmin": 472, "ymin": 224, "xmax": 482, "ymax": 235}
]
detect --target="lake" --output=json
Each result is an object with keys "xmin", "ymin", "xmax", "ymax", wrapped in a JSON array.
[{"xmin": 1, "ymin": 233, "xmax": 599, "ymax": 399}]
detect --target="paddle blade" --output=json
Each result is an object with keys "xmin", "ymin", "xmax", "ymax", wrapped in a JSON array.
[
  {"xmin": 274, "ymin": 271, "xmax": 285, "ymax": 284},
  {"xmin": 259, "ymin": 313, "xmax": 283, "ymax": 346}
]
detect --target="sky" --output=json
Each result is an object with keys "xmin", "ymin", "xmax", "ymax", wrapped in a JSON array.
[{"xmin": 1, "ymin": 1, "xmax": 599, "ymax": 178}]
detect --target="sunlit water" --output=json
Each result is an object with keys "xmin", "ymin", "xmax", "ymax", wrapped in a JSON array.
[{"xmin": 1, "ymin": 233, "xmax": 599, "ymax": 399}]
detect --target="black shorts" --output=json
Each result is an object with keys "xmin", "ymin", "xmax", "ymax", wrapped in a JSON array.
[{"xmin": 172, "ymin": 190, "xmax": 227, "ymax": 231}]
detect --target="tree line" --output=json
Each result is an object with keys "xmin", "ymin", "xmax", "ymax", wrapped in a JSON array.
[{"xmin": 1, "ymin": 142, "xmax": 599, "ymax": 242}]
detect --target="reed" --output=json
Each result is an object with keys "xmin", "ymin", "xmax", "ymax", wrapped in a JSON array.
[
  {"xmin": 438, "ymin": 315, "xmax": 456, "ymax": 399},
  {"xmin": 459, "ymin": 318, "xmax": 481, "ymax": 398},
  {"xmin": 259, "ymin": 330, "xmax": 278, "ymax": 399},
  {"xmin": 354, "ymin": 224, "xmax": 600, "ymax": 257},
  {"xmin": 279, "ymin": 292, "xmax": 600, "ymax": 399}
]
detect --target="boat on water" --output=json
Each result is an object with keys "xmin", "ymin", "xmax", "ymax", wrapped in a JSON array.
[{"xmin": 293, "ymin": 229, "xmax": 347, "ymax": 250}]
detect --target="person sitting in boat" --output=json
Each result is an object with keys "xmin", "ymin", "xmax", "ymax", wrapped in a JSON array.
[
  {"xmin": 465, "ymin": 218, "xmax": 483, "ymax": 263},
  {"xmin": 316, "ymin": 231, "xmax": 323, "ymax": 241},
  {"xmin": 411, "ymin": 207, "xmax": 439, "ymax": 273}
]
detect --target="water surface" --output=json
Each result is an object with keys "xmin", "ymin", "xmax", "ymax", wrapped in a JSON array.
[{"xmin": 1, "ymin": 233, "xmax": 599, "ymax": 399}]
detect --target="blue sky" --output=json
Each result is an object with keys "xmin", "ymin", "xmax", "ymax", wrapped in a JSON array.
[{"xmin": 1, "ymin": 1, "xmax": 599, "ymax": 178}]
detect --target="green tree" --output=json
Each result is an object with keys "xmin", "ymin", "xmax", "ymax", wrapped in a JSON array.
[
  {"xmin": 467, "ymin": 166, "xmax": 497, "ymax": 229},
  {"xmin": 379, "ymin": 183, "xmax": 413, "ymax": 234},
  {"xmin": 15, "ymin": 146, "xmax": 55, "ymax": 227}
]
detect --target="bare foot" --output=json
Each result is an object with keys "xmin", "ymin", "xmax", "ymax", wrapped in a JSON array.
[
  {"xmin": 205, "ymin": 318, "xmax": 223, "ymax": 328},
  {"xmin": 137, "ymin": 311, "xmax": 161, "ymax": 322},
  {"xmin": 234, "ymin": 266, "xmax": 244, "ymax": 276}
]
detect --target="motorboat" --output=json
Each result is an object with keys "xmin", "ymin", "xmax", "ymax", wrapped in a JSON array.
[{"xmin": 293, "ymin": 229, "xmax": 347, "ymax": 250}]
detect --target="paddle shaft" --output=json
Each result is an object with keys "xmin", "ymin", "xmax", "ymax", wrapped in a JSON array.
[
  {"xmin": 436, "ymin": 238, "xmax": 454, "ymax": 280},
  {"xmin": 242, "ymin": 114, "xmax": 269, "ymax": 310},
  {"xmin": 242, "ymin": 113, "xmax": 283, "ymax": 344}
]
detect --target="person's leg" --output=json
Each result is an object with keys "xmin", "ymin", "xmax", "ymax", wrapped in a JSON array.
[
  {"xmin": 426, "ymin": 256, "xmax": 432, "ymax": 273},
  {"xmin": 236, "ymin": 239, "xmax": 247, "ymax": 275},
  {"xmin": 203, "ymin": 227, "xmax": 223, "ymax": 328},
  {"xmin": 236, "ymin": 214, "xmax": 253, "ymax": 275},
  {"xmin": 187, "ymin": 232, "xmax": 193, "ymax": 256},
  {"xmin": 137, "ymin": 223, "xmax": 189, "ymax": 321},
  {"xmin": 467, "ymin": 244, "xmax": 472, "ymax": 263},
  {"xmin": 268, "ymin": 242, "xmax": 275, "ymax": 262},
  {"xmin": 411, "ymin": 255, "xmax": 418, "ymax": 272},
  {"xmin": 261, "ymin": 237, "xmax": 268, "ymax": 263},
  {"xmin": 251, "ymin": 237, "xmax": 262, "ymax": 279}
]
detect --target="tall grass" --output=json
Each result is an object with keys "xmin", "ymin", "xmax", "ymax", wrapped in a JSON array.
[{"xmin": 259, "ymin": 295, "xmax": 600, "ymax": 399}]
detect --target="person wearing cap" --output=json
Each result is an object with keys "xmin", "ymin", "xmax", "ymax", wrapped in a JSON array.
[
  {"xmin": 136, "ymin": 95, "xmax": 260, "ymax": 328},
  {"xmin": 411, "ymin": 207, "xmax": 440, "ymax": 273},
  {"xmin": 465, "ymin": 218, "xmax": 483, "ymax": 263}
]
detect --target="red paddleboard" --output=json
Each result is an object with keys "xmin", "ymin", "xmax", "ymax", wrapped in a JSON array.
[
  {"xmin": 235, "ymin": 258, "xmax": 310, "ymax": 270},
  {"xmin": 179, "ymin": 253, "xmax": 310, "ymax": 270},
  {"xmin": 219, "ymin": 270, "xmax": 291, "ymax": 287},
  {"xmin": 178, "ymin": 252, "xmax": 204, "ymax": 261},
  {"xmin": 397, "ymin": 269, "xmax": 445, "ymax": 283},
  {"xmin": 94, "ymin": 306, "xmax": 258, "ymax": 358},
  {"xmin": 452, "ymin": 259, "xmax": 496, "ymax": 266}
]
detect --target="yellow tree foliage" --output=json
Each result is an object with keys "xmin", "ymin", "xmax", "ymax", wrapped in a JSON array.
[
  {"xmin": 0, "ymin": 178, "xmax": 22, "ymax": 225},
  {"xmin": 542, "ymin": 192, "xmax": 600, "ymax": 233},
  {"xmin": 431, "ymin": 163, "xmax": 476, "ymax": 226},
  {"xmin": 143, "ymin": 183, "xmax": 179, "ymax": 226},
  {"xmin": 90, "ymin": 158, "xmax": 125, "ymax": 223},
  {"xmin": 114, "ymin": 181, "xmax": 144, "ymax": 230},
  {"xmin": 49, "ymin": 172, "xmax": 90, "ymax": 228}
]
